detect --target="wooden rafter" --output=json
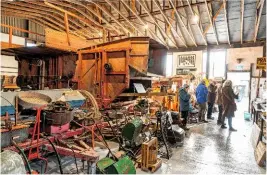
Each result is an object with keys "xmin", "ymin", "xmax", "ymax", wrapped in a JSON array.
[
  {"xmin": 2, "ymin": 2, "xmax": 92, "ymax": 39},
  {"xmin": 136, "ymin": 0, "xmax": 178, "ymax": 48},
  {"xmin": 46, "ymin": 0, "xmax": 101, "ymax": 34},
  {"xmin": 120, "ymin": 0, "xmax": 168, "ymax": 47},
  {"xmin": 1, "ymin": 7, "xmax": 67, "ymax": 31},
  {"xmin": 154, "ymin": 0, "xmax": 187, "ymax": 47},
  {"xmin": 90, "ymin": 1, "xmax": 132, "ymax": 35},
  {"xmin": 254, "ymin": 0, "xmax": 265, "ymax": 42},
  {"xmin": 223, "ymin": 0, "xmax": 230, "ymax": 45},
  {"xmin": 185, "ymin": 0, "xmax": 207, "ymax": 45},
  {"xmin": 169, "ymin": 0, "xmax": 197, "ymax": 47},
  {"xmin": 108, "ymin": 1, "xmax": 214, "ymax": 24},
  {"xmin": 104, "ymin": 0, "xmax": 145, "ymax": 36},
  {"xmin": 1, "ymin": 12, "xmax": 63, "ymax": 32},
  {"xmin": 203, "ymin": 3, "xmax": 224, "ymax": 35},
  {"xmin": 22, "ymin": 1, "xmax": 94, "ymax": 38},
  {"xmin": 2, "ymin": 10, "xmax": 89, "ymax": 40},
  {"xmin": 64, "ymin": 0, "xmax": 121, "ymax": 35},
  {"xmin": 64, "ymin": 13, "xmax": 70, "ymax": 46},
  {"xmin": 241, "ymin": 0, "xmax": 244, "ymax": 44},
  {"xmin": 136, "ymin": 0, "xmax": 169, "ymax": 45},
  {"xmin": 204, "ymin": 0, "xmax": 219, "ymax": 45},
  {"xmin": 1, "ymin": 24, "xmax": 45, "ymax": 36},
  {"xmin": 44, "ymin": 0, "xmax": 104, "ymax": 32}
]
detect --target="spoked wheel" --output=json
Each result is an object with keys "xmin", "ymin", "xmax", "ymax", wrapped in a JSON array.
[{"xmin": 78, "ymin": 90, "xmax": 101, "ymax": 120}]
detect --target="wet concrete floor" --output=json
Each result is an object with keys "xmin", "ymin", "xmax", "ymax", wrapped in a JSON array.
[
  {"xmin": 31, "ymin": 99, "xmax": 266, "ymax": 174},
  {"xmin": 138, "ymin": 99, "xmax": 266, "ymax": 174}
]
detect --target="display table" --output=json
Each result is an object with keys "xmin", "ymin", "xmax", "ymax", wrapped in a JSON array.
[
  {"xmin": 259, "ymin": 113, "xmax": 266, "ymax": 143},
  {"xmin": 252, "ymin": 102, "xmax": 264, "ymax": 124}
]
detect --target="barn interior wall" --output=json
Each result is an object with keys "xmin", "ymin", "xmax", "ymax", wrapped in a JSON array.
[
  {"xmin": 227, "ymin": 46, "xmax": 263, "ymax": 76},
  {"xmin": 1, "ymin": 32, "xmax": 25, "ymax": 76},
  {"xmin": 172, "ymin": 51, "xmax": 203, "ymax": 76},
  {"xmin": 171, "ymin": 46, "xmax": 264, "ymax": 77}
]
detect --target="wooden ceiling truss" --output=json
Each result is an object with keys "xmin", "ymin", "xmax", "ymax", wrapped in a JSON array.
[{"xmin": 0, "ymin": 0, "xmax": 265, "ymax": 48}]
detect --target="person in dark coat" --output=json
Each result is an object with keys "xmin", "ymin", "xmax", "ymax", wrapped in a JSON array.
[
  {"xmin": 222, "ymin": 80, "xmax": 239, "ymax": 131},
  {"xmin": 207, "ymin": 80, "xmax": 217, "ymax": 120},
  {"xmin": 179, "ymin": 84, "xmax": 190, "ymax": 130},
  {"xmin": 216, "ymin": 80, "xmax": 225, "ymax": 125},
  {"xmin": 196, "ymin": 80, "xmax": 208, "ymax": 123}
]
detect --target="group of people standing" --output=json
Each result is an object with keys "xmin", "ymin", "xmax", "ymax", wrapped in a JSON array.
[{"xmin": 179, "ymin": 79, "xmax": 239, "ymax": 131}]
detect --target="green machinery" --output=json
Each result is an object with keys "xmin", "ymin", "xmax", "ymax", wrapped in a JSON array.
[
  {"xmin": 121, "ymin": 118, "xmax": 143, "ymax": 147},
  {"xmin": 96, "ymin": 156, "xmax": 136, "ymax": 174},
  {"xmin": 96, "ymin": 118, "xmax": 143, "ymax": 174}
]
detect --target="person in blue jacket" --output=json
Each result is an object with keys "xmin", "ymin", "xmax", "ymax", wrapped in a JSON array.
[
  {"xmin": 179, "ymin": 84, "xmax": 191, "ymax": 130},
  {"xmin": 196, "ymin": 80, "xmax": 208, "ymax": 123}
]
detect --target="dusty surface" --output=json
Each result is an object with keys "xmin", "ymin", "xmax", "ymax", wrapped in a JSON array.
[
  {"xmin": 31, "ymin": 98, "xmax": 266, "ymax": 174},
  {"xmin": 138, "ymin": 98, "xmax": 266, "ymax": 174}
]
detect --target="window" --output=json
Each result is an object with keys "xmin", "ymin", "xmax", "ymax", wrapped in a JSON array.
[
  {"xmin": 208, "ymin": 50, "xmax": 226, "ymax": 79},
  {"xmin": 166, "ymin": 53, "xmax": 173, "ymax": 77}
]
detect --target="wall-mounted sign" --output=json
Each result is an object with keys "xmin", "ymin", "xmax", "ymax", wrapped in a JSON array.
[
  {"xmin": 176, "ymin": 68, "xmax": 197, "ymax": 75},
  {"xmin": 256, "ymin": 57, "xmax": 266, "ymax": 70},
  {"xmin": 178, "ymin": 54, "xmax": 196, "ymax": 68}
]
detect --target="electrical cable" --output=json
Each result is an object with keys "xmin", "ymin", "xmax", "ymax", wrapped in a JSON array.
[
  {"xmin": 70, "ymin": 146, "xmax": 79, "ymax": 174},
  {"xmin": 0, "ymin": 96, "xmax": 16, "ymax": 109},
  {"xmin": 40, "ymin": 134, "xmax": 64, "ymax": 174},
  {"xmin": 11, "ymin": 140, "xmax": 32, "ymax": 174}
]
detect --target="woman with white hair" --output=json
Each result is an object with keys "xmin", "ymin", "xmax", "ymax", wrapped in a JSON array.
[{"xmin": 222, "ymin": 80, "xmax": 239, "ymax": 131}]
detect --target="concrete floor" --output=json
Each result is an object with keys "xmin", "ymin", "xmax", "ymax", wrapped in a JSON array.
[
  {"xmin": 31, "ymin": 98, "xmax": 266, "ymax": 174},
  {"xmin": 138, "ymin": 98, "xmax": 266, "ymax": 174}
]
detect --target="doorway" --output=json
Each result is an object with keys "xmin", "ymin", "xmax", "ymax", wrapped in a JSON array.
[{"xmin": 227, "ymin": 72, "xmax": 251, "ymax": 113}]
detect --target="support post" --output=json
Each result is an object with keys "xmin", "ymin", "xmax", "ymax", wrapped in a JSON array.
[
  {"xmin": 64, "ymin": 12, "xmax": 70, "ymax": 46},
  {"xmin": 206, "ymin": 47, "xmax": 210, "ymax": 79},
  {"xmin": 9, "ymin": 26, "xmax": 12, "ymax": 47}
]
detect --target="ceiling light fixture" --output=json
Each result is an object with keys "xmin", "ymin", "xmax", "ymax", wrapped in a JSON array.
[
  {"xmin": 192, "ymin": 15, "xmax": 199, "ymax": 23},
  {"xmin": 144, "ymin": 24, "xmax": 148, "ymax": 29}
]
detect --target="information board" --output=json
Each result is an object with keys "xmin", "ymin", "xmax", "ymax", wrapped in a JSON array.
[{"xmin": 256, "ymin": 57, "xmax": 266, "ymax": 70}]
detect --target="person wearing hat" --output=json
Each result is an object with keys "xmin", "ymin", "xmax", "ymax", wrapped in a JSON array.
[
  {"xmin": 196, "ymin": 80, "xmax": 209, "ymax": 123},
  {"xmin": 179, "ymin": 84, "xmax": 191, "ymax": 130}
]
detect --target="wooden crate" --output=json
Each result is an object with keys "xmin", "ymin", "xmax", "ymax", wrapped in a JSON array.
[
  {"xmin": 141, "ymin": 137, "xmax": 162, "ymax": 172},
  {"xmin": 255, "ymin": 141, "xmax": 266, "ymax": 167}
]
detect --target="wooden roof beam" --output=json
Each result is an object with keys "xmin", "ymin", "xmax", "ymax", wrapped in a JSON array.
[
  {"xmin": 185, "ymin": 0, "xmax": 207, "ymax": 45},
  {"xmin": 204, "ymin": 0, "xmax": 219, "ymax": 45},
  {"xmin": 2, "ymin": 10, "xmax": 89, "ymax": 40},
  {"xmin": 203, "ymin": 3, "xmax": 224, "ymax": 35},
  {"xmin": 241, "ymin": 0, "xmax": 244, "ymax": 44},
  {"xmin": 25, "ymin": 1, "xmax": 91, "ymax": 32},
  {"xmin": 63, "ymin": 0, "xmax": 121, "ymax": 35},
  {"xmin": 1, "ymin": 5, "xmax": 91, "ymax": 39},
  {"xmin": 1, "ymin": 24, "xmax": 45, "ymax": 36},
  {"xmin": 120, "ymin": 0, "xmax": 168, "ymax": 47},
  {"xmin": 223, "ymin": 0, "xmax": 230, "ymax": 45},
  {"xmin": 46, "ymin": 0, "xmax": 102, "ymax": 34},
  {"xmin": 254, "ymin": 0, "xmax": 265, "ymax": 42},
  {"xmin": 104, "ymin": 0, "xmax": 145, "ymax": 36},
  {"xmin": 44, "ymin": 0, "xmax": 104, "ymax": 31},
  {"xmin": 1, "ymin": 7, "xmax": 66, "ymax": 30},
  {"xmin": 1, "ymin": 12, "xmax": 63, "ymax": 32},
  {"xmin": 2, "ymin": 2, "xmax": 92, "ymax": 39},
  {"xmin": 169, "ymin": 0, "xmax": 197, "ymax": 47},
  {"xmin": 10, "ymin": 1, "xmax": 92, "ymax": 37},
  {"xmin": 136, "ymin": 0, "xmax": 178, "ymax": 48},
  {"xmin": 89, "ymin": 1, "xmax": 132, "ymax": 36},
  {"xmin": 154, "ymin": 0, "xmax": 187, "ymax": 48}
]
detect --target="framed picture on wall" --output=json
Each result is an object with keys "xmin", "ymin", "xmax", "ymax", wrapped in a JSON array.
[{"xmin": 178, "ymin": 54, "xmax": 196, "ymax": 68}]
